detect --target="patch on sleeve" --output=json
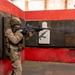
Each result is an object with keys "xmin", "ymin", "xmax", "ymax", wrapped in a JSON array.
[{"xmin": 6, "ymin": 32, "xmax": 14, "ymax": 36}]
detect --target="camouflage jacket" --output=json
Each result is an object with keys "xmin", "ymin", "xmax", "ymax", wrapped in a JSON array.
[{"xmin": 5, "ymin": 28, "xmax": 23, "ymax": 50}]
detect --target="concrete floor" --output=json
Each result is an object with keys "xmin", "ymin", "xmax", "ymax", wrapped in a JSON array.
[{"xmin": 22, "ymin": 61, "xmax": 75, "ymax": 75}]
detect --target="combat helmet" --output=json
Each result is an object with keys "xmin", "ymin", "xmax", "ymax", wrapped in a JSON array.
[{"xmin": 9, "ymin": 17, "xmax": 21, "ymax": 27}]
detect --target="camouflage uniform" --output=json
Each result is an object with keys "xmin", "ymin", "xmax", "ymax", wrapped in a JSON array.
[{"xmin": 5, "ymin": 17, "xmax": 23, "ymax": 75}]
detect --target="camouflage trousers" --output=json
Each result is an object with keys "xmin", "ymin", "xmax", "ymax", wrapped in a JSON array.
[
  {"xmin": 12, "ymin": 59, "xmax": 22, "ymax": 75},
  {"xmin": 8, "ymin": 52, "xmax": 22, "ymax": 75}
]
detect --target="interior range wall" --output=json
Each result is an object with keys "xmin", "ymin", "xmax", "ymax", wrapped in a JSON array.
[
  {"xmin": 1, "ymin": 1, "xmax": 75, "ymax": 75},
  {"xmin": 8, "ymin": 0, "xmax": 75, "ymax": 11},
  {"xmin": 25, "ymin": 20, "xmax": 75, "ymax": 48},
  {"xmin": 25, "ymin": 0, "xmax": 75, "ymax": 11},
  {"xmin": 67, "ymin": 0, "xmax": 75, "ymax": 9},
  {"xmin": 0, "ymin": 0, "xmax": 24, "ymax": 20}
]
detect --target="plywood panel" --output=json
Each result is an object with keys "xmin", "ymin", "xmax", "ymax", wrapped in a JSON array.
[
  {"xmin": 25, "ymin": 20, "xmax": 75, "ymax": 48},
  {"xmin": 0, "ymin": 16, "xmax": 3, "ymax": 58},
  {"xmin": 50, "ymin": 21, "xmax": 65, "ymax": 47}
]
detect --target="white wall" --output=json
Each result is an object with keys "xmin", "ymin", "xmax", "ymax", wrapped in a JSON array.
[
  {"xmin": 28, "ymin": 1, "xmax": 44, "ymax": 11},
  {"xmin": 8, "ymin": 0, "xmax": 75, "ymax": 11},
  {"xmin": 67, "ymin": 0, "xmax": 75, "ymax": 9},
  {"xmin": 46, "ymin": 0, "xmax": 65, "ymax": 10}
]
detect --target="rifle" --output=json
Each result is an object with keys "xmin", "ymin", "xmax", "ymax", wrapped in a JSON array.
[
  {"xmin": 12, "ymin": 24, "xmax": 50, "ymax": 34},
  {"xmin": 39, "ymin": 31, "xmax": 47, "ymax": 40}
]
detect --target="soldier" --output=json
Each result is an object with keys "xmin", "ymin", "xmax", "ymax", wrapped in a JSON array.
[{"xmin": 5, "ymin": 17, "xmax": 24, "ymax": 75}]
